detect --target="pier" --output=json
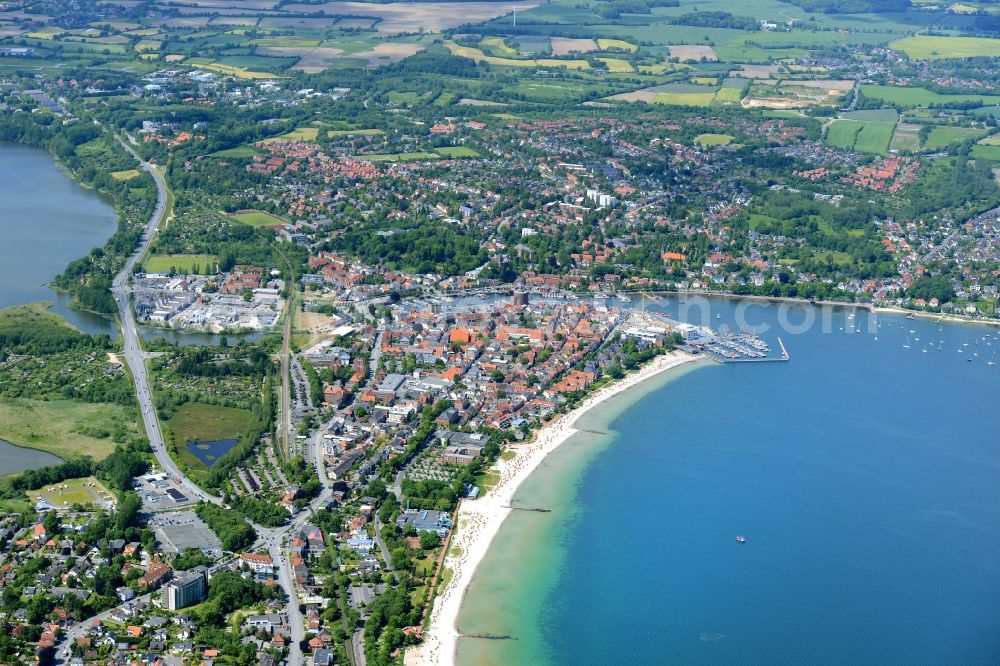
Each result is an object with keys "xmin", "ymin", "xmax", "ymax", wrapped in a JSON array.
[
  {"xmin": 462, "ymin": 634, "xmax": 516, "ymax": 640},
  {"xmin": 712, "ymin": 336, "xmax": 789, "ymax": 363},
  {"xmin": 502, "ymin": 505, "xmax": 552, "ymax": 513}
]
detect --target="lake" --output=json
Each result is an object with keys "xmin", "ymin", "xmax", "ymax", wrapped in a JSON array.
[
  {"xmin": 0, "ymin": 142, "xmax": 119, "ymax": 329},
  {"xmin": 0, "ymin": 142, "xmax": 261, "ymax": 346},
  {"xmin": 186, "ymin": 439, "xmax": 238, "ymax": 466},
  {"xmin": 458, "ymin": 296, "xmax": 1000, "ymax": 665},
  {"xmin": 0, "ymin": 439, "xmax": 63, "ymax": 477}
]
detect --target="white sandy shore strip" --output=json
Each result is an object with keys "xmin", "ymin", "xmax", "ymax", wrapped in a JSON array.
[{"xmin": 404, "ymin": 350, "xmax": 705, "ymax": 666}]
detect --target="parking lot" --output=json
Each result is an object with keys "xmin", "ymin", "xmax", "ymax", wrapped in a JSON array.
[
  {"xmin": 135, "ymin": 471, "xmax": 199, "ymax": 510},
  {"xmin": 148, "ymin": 509, "xmax": 222, "ymax": 558}
]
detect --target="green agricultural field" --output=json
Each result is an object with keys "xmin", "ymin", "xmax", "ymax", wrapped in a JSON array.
[
  {"xmin": 597, "ymin": 57, "xmax": 633, "ymax": 73},
  {"xmin": 890, "ymin": 123, "xmax": 921, "ymax": 152},
  {"xmin": 890, "ymin": 35, "xmax": 1000, "ymax": 60},
  {"xmin": 445, "ymin": 41, "xmax": 589, "ymax": 69},
  {"xmin": 0, "ymin": 398, "xmax": 138, "ymax": 461},
  {"xmin": 854, "ymin": 122, "xmax": 895, "ymax": 154},
  {"xmin": 435, "ymin": 146, "xmax": 480, "ymax": 158},
  {"xmin": 842, "ymin": 109, "xmax": 899, "ymax": 122},
  {"xmin": 861, "ymin": 85, "xmax": 1000, "ymax": 109},
  {"xmin": 971, "ymin": 144, "xmax": 1000, "ymax": 160},
  {"xmin": 144, "ymin": 254, "xmax": 218, "ymax": 274},
  {"xmin": 694, "ymin": 133, "xmax": 734, "ymax": 147},
  {"xmin": 979, "ymin": 134, "xmax": 1000, "ymax": 146},
  {"xmin": 825, "ymin": 120, "xmax": 863, "ymax": 149},
  {"xmin": 232, "ymin": 210, "xmax": 287, "ymax": 227},
  {"xmin": 597, "ymin": 38, "xmax": 637, "ymax": 53},
  {"xmin": 653, "ymin": 92, "xmax": 716, "ymax": 107},
  {"xmin": 480, "ymin": 36, "xmax": 518, "ymax": 57},
  {"xmin": 923, "ymin": 126, "xmax": 987, "ymax": 150},
  {"xmin": 505, "ymin": 80, "xmax": 615, "ymax": 102},
  {"xmin": 713, "ymin": 87, "xmax": 744, "ymax": 103}
]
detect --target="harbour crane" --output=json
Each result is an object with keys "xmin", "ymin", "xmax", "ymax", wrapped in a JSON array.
[{"xmin": 639, "ymin": 291, "xmax": 661, "ymax": 313}]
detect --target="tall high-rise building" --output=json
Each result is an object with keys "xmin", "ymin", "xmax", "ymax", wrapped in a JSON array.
[{"xmin": 166, "ymin": 568, "xmax": 207, "ymax": 610}]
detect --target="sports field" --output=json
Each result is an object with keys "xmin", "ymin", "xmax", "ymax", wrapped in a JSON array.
[
  {"xmin": 694, "ymin": 133, "xmax": 734, "ymax": 147},
  {"xmin": 232, "ymin": 210, "xmax": 288, "ymax": 227}
]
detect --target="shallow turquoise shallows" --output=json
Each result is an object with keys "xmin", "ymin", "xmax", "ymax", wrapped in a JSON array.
[{"xmin": 457, "ymin": 296, "xmax": 1000, "ymax": 666}]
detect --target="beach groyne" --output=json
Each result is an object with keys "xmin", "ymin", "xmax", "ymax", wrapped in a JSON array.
[{"xmin": 404, "ymin": 350, "xmax": 705, "ymax": 666}]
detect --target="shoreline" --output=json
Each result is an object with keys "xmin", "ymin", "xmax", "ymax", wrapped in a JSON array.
[
  {"xmin": 404, "ymin": 350, "xmax": 705, "ymax": 666},
  {"xmin": 660, "ymin": 290, "xmax": 1000, "ymax": 328}
]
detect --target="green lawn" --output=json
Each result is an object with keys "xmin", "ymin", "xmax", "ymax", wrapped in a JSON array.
[
  {"xmin": 434, "ymin": 146, "xmax": 480, "ymax": 158},
  {"xmin": 144, "ymin": 254, "xmax": 218, "ymax": 274},
  {"xmin": 0, "ymin": 398, "xmax": 138, "ymax": 461},
  {"xmin": 232, "ymin": 210, "xmax": 287, "ymax": 227}
]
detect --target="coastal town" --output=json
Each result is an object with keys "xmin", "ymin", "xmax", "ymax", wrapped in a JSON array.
[{"xmin": 0, "ymin": 0, "xmax": 999, "ymax": 664}]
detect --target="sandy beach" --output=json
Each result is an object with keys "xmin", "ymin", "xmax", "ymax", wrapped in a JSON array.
[{"xmin": 404, "ymin": 350, "xmax": 704, "ymax": 666}]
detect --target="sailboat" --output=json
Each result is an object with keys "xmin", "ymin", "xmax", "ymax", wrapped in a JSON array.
[
  {"xmin": 903, "ymin": 336, "xmax": 910, "ymax": 349},
  {"xmin": 989, "ymin": 352, "xmax": 996, "ymax": 367}
]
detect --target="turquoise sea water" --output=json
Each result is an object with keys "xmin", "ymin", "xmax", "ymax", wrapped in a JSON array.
[{"xmin": 457, "ymin": 297, "xmax": 1000, "ymax": 665}]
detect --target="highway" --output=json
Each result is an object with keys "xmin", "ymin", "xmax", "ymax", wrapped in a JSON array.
[
  {"xmin": 107, "ymin": 136, "xmax": 312, "ymax": 665},
  {"xmin": 110, "ymin": 136, "xmax": 216, "ymax": 506}
]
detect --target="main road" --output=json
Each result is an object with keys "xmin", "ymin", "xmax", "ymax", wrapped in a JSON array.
[
  {"xmin": 109, "ymin": 135, "xmax": 309, "ymax": 665},
  {"xmin": 110, "ymin": 136, "xmax": 213, "ymax": 505}
]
